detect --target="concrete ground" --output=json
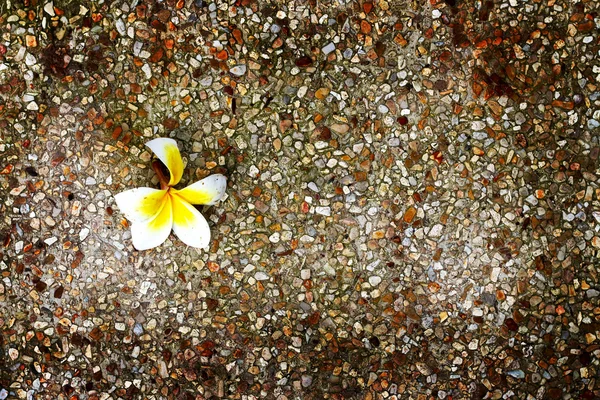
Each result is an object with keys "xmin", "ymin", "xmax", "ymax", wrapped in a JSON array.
[{"xmin": 1, "ymin": 0, "xmax": 600, "ymax": 398}]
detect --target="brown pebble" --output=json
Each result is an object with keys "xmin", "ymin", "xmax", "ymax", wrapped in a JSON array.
[
  {"xmin": 360, "ymin": 20, "xmax": 372, "ymax": 34},
  {"xmin": 162, "ymin": 118, "xmax": 179, "ymax": 130},
  {"xmin": 295, "ymin": 56, "xmax": 313, "ymax": 67},
  {"xmin": 315, "ymin": 88, "xmax": 330, "ymax": 100}
]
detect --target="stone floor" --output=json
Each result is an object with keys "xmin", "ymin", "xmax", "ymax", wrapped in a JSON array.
[{"xmin": 1, "ymin": 0, "xmax": 600, "ymax": 398}]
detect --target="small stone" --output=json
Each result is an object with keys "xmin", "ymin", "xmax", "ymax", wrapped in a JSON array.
[
  {"xmin": 116, "ymin": 19, "xmax": 126, "ymax": 36},
  {"xmin": 230, "ymin": 65, "xmax": 247, "ymax": 76},
  {"xmin": 295, "ymin": 56, "xmax": 313, "ymax": 67},
  {"xmin": 163, "ymin": 118, "xmax": 179, "ymax": 130},
  {"xmin": 472, "ymin": 147, "xmax": 484, "ymax": 156},
  {"xmin": 149, "ymin": 47, "xmax": 164, "ymax": 63},
  {"xmin": 255, "ymin": 272, "xmax": 269, "ymax": 281},
  {"xmin": 416, "ymin": 363, "xmax": 432, "ymax": 375},
  {"xmin": 428, "ymin": 224, "xmax": 444, "ymax": 237},
  {"xmin": 133, "ymin": 323, "xmax": 143, "ymax": 335},
  {"xmin": 44, "ymin": 2, "xmax": 55, "ymax": 16},
  {"xmin": 368, "ymin": 276, "xmax": 382, "ymax": 286},
  {"xmin": 490, "ymin": 267, "xmax": 501, "ymax": 282},
  {"xmin": 26, "ymin": 35, "xmax": 37, "ymax": 47},
  {"xmin": 10, "ymin": 185, "xmax": 26, "ymax": 196},
  {"xmin": 585, "ymin": 333, "xmax": 596, "ymax": 344},
  {"xmin": 79, "ymin": 228, "xmax": 90, "ymax": 241},
  {"xmin": 301, "ymin": 375, "xmax": 313, "ymax": 387},
  {"xmin": 8, "ymin": 348, "xmax": 18, "ymax": 360},
  {"xmin": 25, "ymin": 53, "xmax": 37, "ymax": 66},
  {"xmin": 360, "ymin": 20, "xmax": 372, "ymax": 34},
  {"xmin": 471, "ymin": 121, "xmax": 485, "ymax": 130},
  {"xmin": 315, "ymin": 87, "xmax": 330, "ymax": 100},
  {"xmin": 44, "ymin": 237, "xmax": 58, "ymax": 245},
  {"xmin": 330, "ymin": 123, "xmax": 349, "ymax": 134},
  {"xmin": 507, "ymin": 370, "xmax": 525, "ymax": 379},
  {"xmin": 158, "ymin": 361, "xmax": 168, "ymax": 378},
  {"xmin": 404, "ymin": 207, "xmax": 417, "ymax": 223},
  {"xmin": 322, "ymin": 43, "xmax": 335, "ymax": 55},
  {"xmin": 315, "ymin": 206, "xmax": 331, "ymax": 216}
]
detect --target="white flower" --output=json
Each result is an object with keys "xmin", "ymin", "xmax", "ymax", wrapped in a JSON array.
[{"xmin": 114, "ymin": 138, "xmax": 226, "ymax": 250}]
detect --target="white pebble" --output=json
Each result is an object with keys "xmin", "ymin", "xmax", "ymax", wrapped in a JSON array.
[
  {"xmin": 44, "ymin": 237, "xmax": 58, "ymax": 245},
  {"xmin": 490, "ymin": 267, "xmax": 501, "ymax": 282},
  {"xmin": 116, "ymin": 18, "xmax": 126, "ymax": 36},
  {"xmin": 230, "ymin": 65, "xmax": 247, "ymax": 76},
  {"xmin": 44, "ymin": 2, "xmax": 55, "ymax": 16},
  {"xmin": 471, "ymin": 121, "xmax": 486, "ymax": 130},
  {"xmin": 8, "ymin": 348, "xmax": 19, "ymax": 360},
  {"xmin": 79, "ymin": 228, "xmax": 90, "ymax": 241},
  {"xmin": 315, "ymin": 206, "xmax": 331, "ymax": 216},
  {"xmin": 322, "ymin": 42, "xmax": 335, "ymax": 55},
  {"xmin": 428, "ymin": 224, "xmax": 444, "ymax": 237},
  {"xmin": 25, "ymin": 53, "xmax": 37, "ymax": 66},
  {"xmin": 368, "ymin": 276, "xmax": 382, "ymax": 286},
  {"xmin": 254, "ymin": 271, "xmax": 269, "ymax": 281}
]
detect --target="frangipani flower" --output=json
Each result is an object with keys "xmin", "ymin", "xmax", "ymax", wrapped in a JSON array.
[{"xmin": 115, "ymin": 138, "xmax": 226, "ymax": 250}]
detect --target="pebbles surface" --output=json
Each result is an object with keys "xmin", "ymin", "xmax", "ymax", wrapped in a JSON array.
[{"xmin": 1, "ymin": 0, "xmax": 600, "ymax": 398}]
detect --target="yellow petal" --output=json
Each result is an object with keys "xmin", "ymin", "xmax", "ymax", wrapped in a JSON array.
[
  {"xmin": 114, "ymin": 187, "xmax": 168, "ymax": 223},
  {"xmin": 146, "ymin": 138, "xmax": 184, "ymax": 186},
  {"xmin": 173, "ymin": 174, "xmax": 227, "ymax": 206},
  {"xmin": 130, "ymin": 194, "xmax": 173, "ymax": 250},
  {"xmin": 171, "ymin": 194, "xmax": 211, "ymax": 248}
]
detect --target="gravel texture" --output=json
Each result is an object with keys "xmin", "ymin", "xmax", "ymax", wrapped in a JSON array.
[{"xmin": 1, "ymin": 0, "xmax": 600, "ymax": 398}]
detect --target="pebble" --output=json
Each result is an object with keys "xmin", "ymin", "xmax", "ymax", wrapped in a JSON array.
[
  {"xmin": 254, "ymin": 272, "xmax": 269, "ymax": 281},
  {"xmin": 44, "ymin": 2, "xmax": 55, "ymax": 16},
  {"xmin": 301, "ymin": 375, "xmax": 313, "ymax": 387},
  {"xmin": 330, "ymin": 123, "xmax": 349, "ymax": 134},
  {"xmin": 230, "ymin": 65, "xmax": 247, "ymax": 76},
  {"xmin": 428, "ymin": 224, "xmax": 444, "ymax": 237},
  {"xmin": 506, "ymin": 370, "xmax": 525, "ymax": 379},
  {"xmin": 315, "ymin": 206, "xmax": 331, "ymax": 216},
  {"xmin": 322, "ymin": 43, "xmax": 335, "ymax": 55},
  {"xmin": 8, "ymin": 348, "xmax": 18, "ymax": 360},
  {"xmin": 79, "ymin": 228, "xmax": 90, "ymax": 241},
  {"xmin": 368, "ymin": 276, "xmax": 382, "ymax": 286}
]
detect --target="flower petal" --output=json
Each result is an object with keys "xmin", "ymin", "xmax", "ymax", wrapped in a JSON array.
[
  {"xmin": 146, "ymin": 138, "xmax": 184, "ymax": 186},
  {"xmin": 114, "ymin": 187, "xmax": 168, "ymax": 223},
  {"xmin": 171, "ymin": 194, "xmax": 211, "ymax": 248},
  {"xmin": 174, "ymin": 174, "xmax": 227, "ymax": 206},
  {"xmin": 130, "ymin": 194, "xmax": 173, "ymax": 250}
]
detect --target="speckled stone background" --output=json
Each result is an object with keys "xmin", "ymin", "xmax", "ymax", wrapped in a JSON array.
[{"xmin": 1, "ymin": 0, "xmax": 600, "ymax": 398}]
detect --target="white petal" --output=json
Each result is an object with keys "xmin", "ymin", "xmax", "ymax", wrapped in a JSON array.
[
  {"xmin": 174, "ymin": 174, "xmax": 227, "ymax": 206},
  {"xmin": 114, "ymin": 187, "xmax": 168, "ymax": 223},
  {"xmin": 171, "ymin": 194, "xmax": 211, "ymax": 248},
  {"xmin": 130, "ymin": 194, "xmax": 173, "ymax": 250},
  {"xmin": 146, "ymin": 138, "xmax": 184, "ymax": 186}
]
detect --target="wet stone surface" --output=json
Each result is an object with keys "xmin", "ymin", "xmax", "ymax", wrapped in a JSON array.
[{"xmin": 1, "ymin": 0, "xmax": 600, "ymax": 398}]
